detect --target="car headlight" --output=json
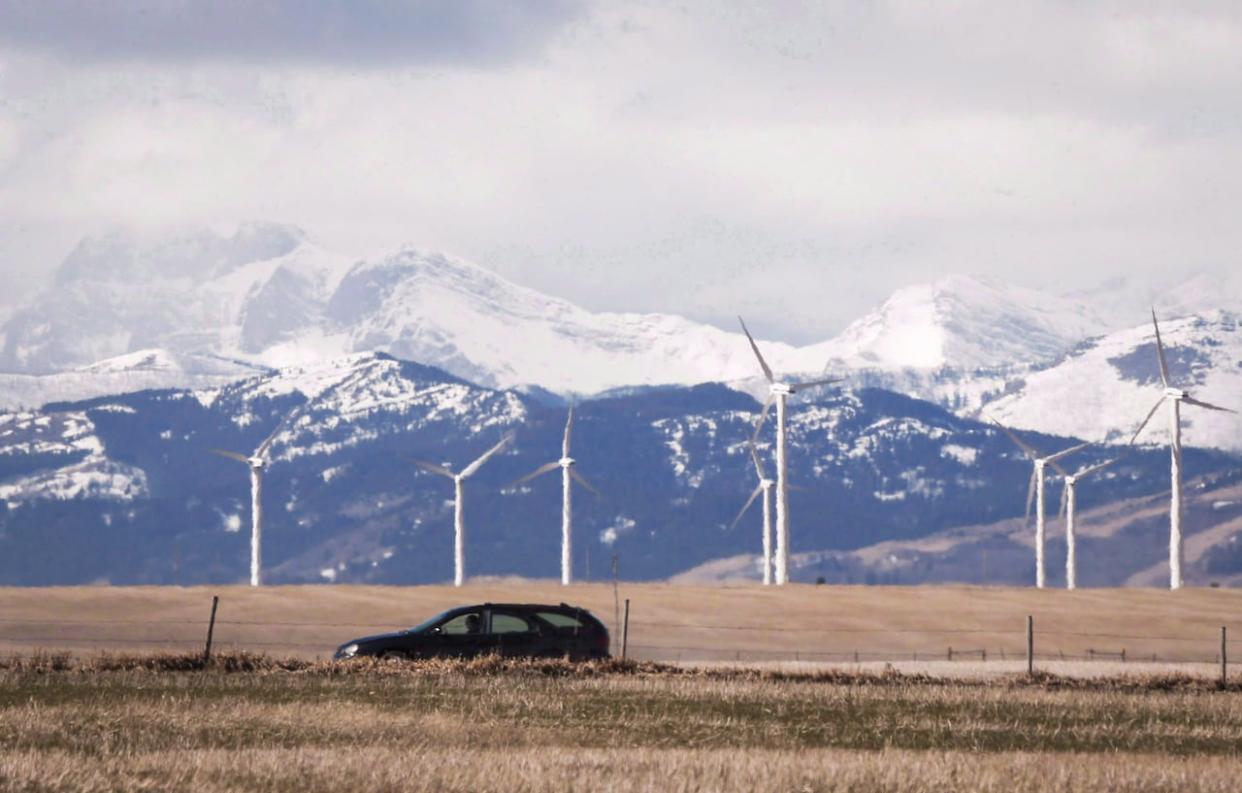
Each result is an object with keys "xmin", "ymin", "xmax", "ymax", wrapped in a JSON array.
[{"xmin": 339, "ymin": 644, "xmax": 359, "ymax": 658}]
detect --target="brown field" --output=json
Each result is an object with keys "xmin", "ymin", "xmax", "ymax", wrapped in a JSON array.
[
  {"xmin": 3, "ymin": 655, "xmax": 1242, "ymax": 792},
  {"xmin": 1, "ymin": 583, "xmax": 1240, "ymax": 670}
]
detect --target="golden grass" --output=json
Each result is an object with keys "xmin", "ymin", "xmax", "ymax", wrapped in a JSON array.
[
  {"xmin": 2, "ymin": 583, "xmax": 1240, "ymax": 667},
  {"xmin": 4, "ymin": 658, "xmax": 1242, "ymax": 792}
]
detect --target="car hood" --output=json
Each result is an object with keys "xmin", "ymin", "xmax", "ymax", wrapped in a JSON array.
[{"xmin": 342, "ymin": 630, "xmax": 410, "ymax": 647}]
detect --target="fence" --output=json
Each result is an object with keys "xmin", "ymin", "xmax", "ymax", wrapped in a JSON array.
[{"xmin": 0, "ymin": 596, "xmax": 1236, "ymax": 681}]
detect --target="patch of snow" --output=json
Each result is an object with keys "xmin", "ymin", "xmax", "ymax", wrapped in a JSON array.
[{"xmin": 940, "ymin": 444, "xmax": 979, "ymax": 466}]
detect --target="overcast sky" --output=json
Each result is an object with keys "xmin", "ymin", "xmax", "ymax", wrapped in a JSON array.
[{"xmin": 1, "ymin": 1, "xmax": 1239, "ymax": 341}]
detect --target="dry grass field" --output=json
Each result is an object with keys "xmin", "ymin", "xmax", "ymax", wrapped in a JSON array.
[
  {"xmin": 1, "ymin": 583, "xmax": 1240, "ymax": 669},
  {"xmin": 4, "ymin": 585, "xmax": 1242, "ymax": 791},
  {"xmin": 3, "ymin": 655, "xmax": 1242, "ymax": 792}
]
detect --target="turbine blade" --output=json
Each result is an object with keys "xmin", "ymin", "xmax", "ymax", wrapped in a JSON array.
[
  {"xmin": 1151, "ymin": 308, "xmax": 1171, "ymax": 388},
  {"xmin": 209, "ymin": 449, "xmax": 250, "ymax": 464},
  {"xmin": 1184, "ymin": 395, "xmax": 1237, "ymax": 414},
  {"xmin": 749, "ymin": 394, "xmax": 775, "ymax": 448},
  {"xmin": 407, "ymin": 458, "xmax": 455, "ymax": 478},
  {"xmin": 562, "ymin": 401, "xmax": 575, "ymax": 458},
  {"xmin": 1025, "ymin": 468, "xmax": 1037, "ymax": 525},
  {"xmin": 508, "ymin": 461, "xmax": 560, "ymax": 488},
  {"xmin": 1076, "ymin": 458, "xmax": 1115, "ymax": 479},
  {"xmin": 789, "ymin": 376, "xmax": 843, "ymax": 394},
  {"xmin": 1045, "ymin": 441, "xmax": 1090, "ymax": 464},
  {"xmin": 1128, "ymin": 397, "xmax": 1166, "ymax": 445},
  {"xmin": 990, "ymin": 418, "xmax": 1040, "ymax": 460},
  {"xmin": 749, "ymin": 445, "xmax": 766, "ymax": 481},
  {"xmin": 730, "ymin": 484, "xmax": 765, "ymax": 530},
  {"xmin": 256, "ymin": 405, "xmax": 303, "ymax": 459},
  {"xmin": 1047, "ymin": 458, "xmax": 1069, "ymax": 478},
  {"xmin": 569, "ymin": 468, "xmax": 601, "ymax": 497},
  {"xmin": 738, "ymin": 316, "xmax": 775, "ymax": 383},
  {"xmin": 1058, "ymin": 483, "xmax": 1069, "ymax": 520},
  {"xmin": 460, "ymin": 432, "xmax": 514, "ymax": 478}
]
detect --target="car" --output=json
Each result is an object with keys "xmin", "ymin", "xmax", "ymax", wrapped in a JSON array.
[{"xmin": 332, "ymin": 602, "xmax": 611, "ymax": 661}]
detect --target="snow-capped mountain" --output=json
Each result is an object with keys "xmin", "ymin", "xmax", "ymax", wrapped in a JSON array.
[
  {"xmin": 809, "ymin": 274, "xmax": 1111, "ymax": 372},
  {"xmin": 985, "ymin": 311, "xmax": 1242, "ymax": 454},
  {"xmin": 0, "ymin": 351, "xmax": 1233, "ymax": 585},
  {"xmin": 0, "ymin": 349, "xmax": 269, "ymax": 410},
  {"xmin": 316, "ymin": 246, "xmax": 822, "ymax": 392},
  {"xmin": 0, "ymin": 224, "xmax": 1127, "ymax": 402},
  {"xmin": 0, "ymin": 223, "xmax": 354, "ymax": 375}
]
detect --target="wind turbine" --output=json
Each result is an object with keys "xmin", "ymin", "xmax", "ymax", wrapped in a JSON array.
[
  {"xmin": 730, "ymin": 445, "xmax": 775, "ymax": 585},
  {"xmin": 738, "ymin": 317, "xmax": 841, "ymax": 585},
  {"xmin": 1052, "ymin": 458, "xmax": 1114, "ymax": 591},
  {"xmin": 1128, "ymin": 309, "xmax": 1235, "ymax": 590},
  {"xmin": 991, "ymin": 419, "xmax": 1088, "ymax": 588},
  {"xmin": 509, "ymin": 404, "xmax": 599, "ymax": 586},
  {"xmin": 210, "ymin": 409, "xmax": 302, "ymax": 587},
  {"xmin": 411, "ymin": 432, "xmax": 514, "ymax": 587}
]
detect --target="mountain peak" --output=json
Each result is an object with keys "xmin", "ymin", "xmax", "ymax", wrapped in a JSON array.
[
  {"xmin": 813, "ymin": 274, "xmax": 1110, "ymax": 372},
  {"xmin": 54, "ymin": 222, "xmax": 306, "ymax": 286}
]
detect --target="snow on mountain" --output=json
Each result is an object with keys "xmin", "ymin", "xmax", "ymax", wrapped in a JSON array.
[
  {"xmin": 318, "ymin": 246, "xmax": 823, "ymax": 393},
  {"xmin": 0, "ymin": 223, "xmax": 353, "ymax": 374},
  {"xmin": 808, "ymin": 275, "xmax": 1110, "ymax": 372},
  {"xmin": 210, "ymin": 351, "xmax": 529, "ymax": 460},
  {"xmin": 985, "ymin": 311, "xmax": 1242, "ymax": 454},
  {"xmin": 0, "ymin": 409, "xmax": 149, "ymax": 504},
  {"xmin": 0, "ymin": 349, "xmax": 269, "ymax": 410},
  {"xmin": 8, "ymin": 223, "xmax": 1227, "ymax": 409}
]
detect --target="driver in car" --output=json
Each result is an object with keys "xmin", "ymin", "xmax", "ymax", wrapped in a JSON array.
[{"xmin": 464, "ymin": 614, "xmax": 481, "ymax": 634}]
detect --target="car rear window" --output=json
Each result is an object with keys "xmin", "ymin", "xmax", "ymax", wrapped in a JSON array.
[{"xmin": 536, "ymin": 611, "xmax": 583, "ymax": 629}]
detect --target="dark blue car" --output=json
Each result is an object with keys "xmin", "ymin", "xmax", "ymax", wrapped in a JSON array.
[{"xmin": 333, "ymin": 602, "xmax": 610, "ymax": 661}]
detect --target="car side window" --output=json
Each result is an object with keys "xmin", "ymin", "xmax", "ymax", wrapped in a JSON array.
[
  {"xmin": 489, "ymin": 613, "xmax": 534, "ymax": 634},
  {"xmin": 439, "ymin": 611, "xmax": 482, "ymax": 635},
  {"xmin": 535, "ymin": 612, "xmax": 582, "ymax": 630}
]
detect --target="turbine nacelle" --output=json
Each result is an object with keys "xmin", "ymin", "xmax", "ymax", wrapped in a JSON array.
[
  {"xmin": 1165, "ymin": 387, "xmax": 1188, "ymax": 400},
  {"xmin": 768, "ymin": 382, "xmax": 794, "ymax": 396},
  {"xmin": 559, "ymin": 456, "xmax": 576, "ymax": 467}
]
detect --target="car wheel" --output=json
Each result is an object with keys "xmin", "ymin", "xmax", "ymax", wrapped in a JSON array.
[{"xmin": 380, "ymin": 650, "xmax": 408, "ymax": 662}]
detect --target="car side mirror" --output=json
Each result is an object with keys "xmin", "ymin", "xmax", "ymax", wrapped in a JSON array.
[{"xmin": 430, "ymin": 626, "xmax": 442, "ymax": 635}]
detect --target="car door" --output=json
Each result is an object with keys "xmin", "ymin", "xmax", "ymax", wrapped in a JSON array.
[
  {"xmin": 429, "ymin": 609, "xmax": 487, "ymax": 658},
  {"xmin": 488, "ymin": 610, "xmax": 541, "ymax": 657}
]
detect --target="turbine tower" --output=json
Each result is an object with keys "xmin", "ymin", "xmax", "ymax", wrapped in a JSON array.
[
  {"xmin": 411, "ymin": 433, "xmax": 514, "ymax": 587},
  {"xmin": 1129, "ymin": 309, "xmax": 1235, "ymax": 590},
  {"xmin": 730, "ymin": 445, "xmax": 775, "ymax": 585},
  {"xmin": 1052, "ymin": 458, "xmax": 1114, "ymax": 591},
  {"xmin": 510, "ymin": 404, "xmax": 599, "ymax": 585},
  {"xmin": 991, "ymin": 419, "xmax": 1087, "ymax": 588},
  {"xmin": 738, "ymin": 317, "xmax": 841, "ymax": 585},
  {"xmin": 210, "ymin": 409, "xmax": 301, "ymax": 587}
]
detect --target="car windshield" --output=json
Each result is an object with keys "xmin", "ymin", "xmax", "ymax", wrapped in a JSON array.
[{"xmin": 408, "ymin": 610, "xmax": 458, "ymax": 634}]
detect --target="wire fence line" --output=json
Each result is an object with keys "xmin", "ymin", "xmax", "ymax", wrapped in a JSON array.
[{"xmin": 1, "ymin": 610, "xmax": 1239, "ymax": 667}]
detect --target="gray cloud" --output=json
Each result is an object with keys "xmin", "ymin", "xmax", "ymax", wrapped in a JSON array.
[
  {"xmin": 1, "ymin": 1, "xmax": 1241, "ymax": 342},
  {"xmin": 0, "ymin": 0, "xmax": 580, "ymax": 65}
]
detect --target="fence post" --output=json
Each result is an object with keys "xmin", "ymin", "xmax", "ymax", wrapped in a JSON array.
[
  {"xmin": 621, "ymin": 598, "xmax": 630, "ymax": 660},
  {"xmin": 204, "ymin": 595, "xmax": 219, "ymax": 664},
  {"xmin": 1222, "ymin": 626, "xmax": 1228, "ymax": 687},
  {"xmin": 1026, "ymin": 615, "xmax": 1034, "ymax": 677},
  {"xmin": 948, "ymin": 646, "xmax": 953, "ymax": 661}
]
